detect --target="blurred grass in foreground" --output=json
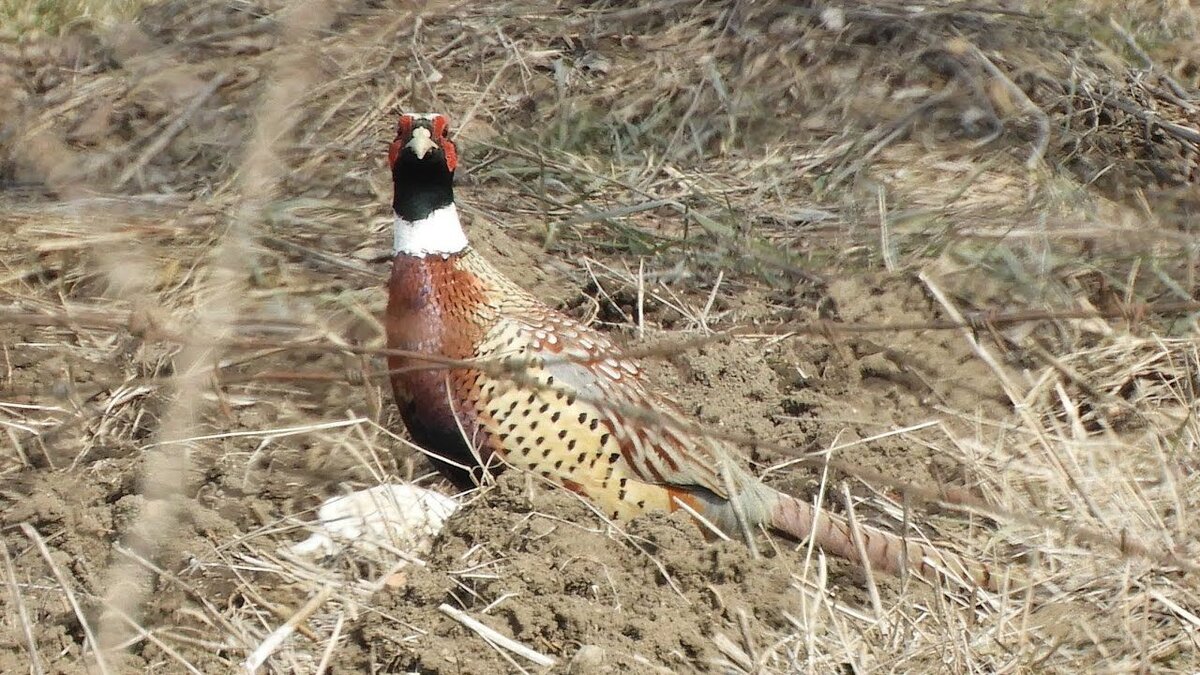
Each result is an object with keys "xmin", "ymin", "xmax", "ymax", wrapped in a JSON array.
[{"xmin": 0, "ymin": 0, "xmax": 150, "ymax": 39}]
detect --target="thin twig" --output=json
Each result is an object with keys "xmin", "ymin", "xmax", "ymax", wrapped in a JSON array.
[
  {"xmin": 842, "ymin": 483, "xmax": 884, "ymax": 622},
  {"xmin": 1, "ymin": 541, "xmax": 46, "ymax": 675},
  {"xmin": 967, "ymin": 41, "xmax": 1049, "ymax": 169},
  {"xmin": 8, "ymin": 298, "xmax": 1200, "ymax": 361},
  {"xmin": 107, "ymin": 607, "xmax": 208, "ymax": 675},
  {"xmin": 877, "ymin": 184, "xmax": 897, "ymax": 271},
  {"xmin": 1092, "ymin": 91, "xmax": 1200, "ymax": 144},
  {"xmin": 438, "ymin": 603, "xmax": 557, "ymax": 668},
  {"xmin": 831, "ymin": 87, "xmax": 959, "ymax": 186},
  {"xmin": 20, "ymin": 523, "xmax": 112, "ymax": 675},
  {"xmin": 314, "ymin": 611, "xmax": 346, "ymax": 675},
  {"xmin": 1107, "ymin": 18, "xmax": 1195, "ymax": 109},
  {"xmin": 721, "ymin": 461, "xmax": 760, "ymax": 559},
  {"xmin": 115, "ymin": 73, "xmax": 230, "ymax": 188},
  {"xmin": 242, "ymin": 585, "xmax": 335, "ymax": 672}
]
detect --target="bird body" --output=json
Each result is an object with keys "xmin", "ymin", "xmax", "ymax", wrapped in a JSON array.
[
  {"xmin": 384, "ymin": 113, "xmax": 991, "ymax": 589},
  {"xmin": 388, "ymin": 243, "xmax": 689, "ymax": 520}
]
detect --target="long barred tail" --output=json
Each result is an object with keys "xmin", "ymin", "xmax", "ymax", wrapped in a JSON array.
[{"xmin": 769, "ymin": 491, "xmax": 995, "ymax": 591}]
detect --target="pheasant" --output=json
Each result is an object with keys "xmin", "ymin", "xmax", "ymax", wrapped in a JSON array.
[{"xmin": 384, "ymin": 112, "xmax": 993, "ymax": 589}]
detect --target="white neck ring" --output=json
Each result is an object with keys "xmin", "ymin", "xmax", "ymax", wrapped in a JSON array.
[{"xmin": 393, "ymin": 204, "xmax": 468, "ymax": 257}]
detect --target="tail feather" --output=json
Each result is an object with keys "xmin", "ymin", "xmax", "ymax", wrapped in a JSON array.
[{"xmin": 769, "ymin": 490, "xmax": 994, "ymax": 591}]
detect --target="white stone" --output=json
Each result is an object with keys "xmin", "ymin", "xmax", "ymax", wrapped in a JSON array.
[{"xmin": 290, "ymin": 483, "xmax": 459, "ymax": 559}]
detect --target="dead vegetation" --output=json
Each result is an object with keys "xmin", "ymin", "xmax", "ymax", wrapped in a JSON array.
[{"xmin": 1, "ymin": 0, "xmax": 1199, "ymax": 672}]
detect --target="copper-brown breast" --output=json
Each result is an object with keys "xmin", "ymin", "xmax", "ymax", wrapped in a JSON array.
[{"xmin": 386, "ymin": 253, "xmax": 492, "ymax": 483}]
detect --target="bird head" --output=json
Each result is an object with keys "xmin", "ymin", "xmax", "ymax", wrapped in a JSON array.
[{"xmin": 389, "ymin": 112, "xmax": 458, "ymax": 178}]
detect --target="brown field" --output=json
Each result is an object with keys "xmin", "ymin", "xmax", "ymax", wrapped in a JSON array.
[{"xmin": 1, "ymin": 0, "xmax": 1199, "ymax": 672}]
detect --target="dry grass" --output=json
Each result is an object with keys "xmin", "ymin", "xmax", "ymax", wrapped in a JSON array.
[
  {"xmin": 1, "ymin": 0, "xmax": 1199, "ymax": 672},
  {"xmin": 0, "ymin": 0, "xmax": 150, "ymax": 39}
]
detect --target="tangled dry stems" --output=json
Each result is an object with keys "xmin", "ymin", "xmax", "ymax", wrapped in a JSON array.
[{"xmin": 1, "ymin": 0, "xmax": 1199, "ymax": 672}]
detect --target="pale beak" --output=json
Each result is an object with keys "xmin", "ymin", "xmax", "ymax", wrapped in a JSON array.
[{"xmin": 406, "ymin": 127, "xmax": 437, "ymax": 159}]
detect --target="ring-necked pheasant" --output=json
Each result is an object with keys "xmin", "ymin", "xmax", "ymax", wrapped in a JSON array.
[{"xmin": 384, "ymin": 112, "xmax": 993, "ymax": 589}]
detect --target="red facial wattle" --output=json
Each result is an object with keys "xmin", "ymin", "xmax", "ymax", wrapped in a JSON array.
[{"xmin": 388, "ymin": 113, "xmax": 456, "ymax": 173}]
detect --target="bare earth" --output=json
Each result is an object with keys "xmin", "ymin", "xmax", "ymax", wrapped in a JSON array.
[{"xmin": 1, "ymin": 0, "xmax": 1198, "ymax": 672}]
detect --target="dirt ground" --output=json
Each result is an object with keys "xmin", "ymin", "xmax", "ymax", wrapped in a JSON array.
[{"xmin": 2, "ymin": 0, "xmax": 1199, "ymax": 673}]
